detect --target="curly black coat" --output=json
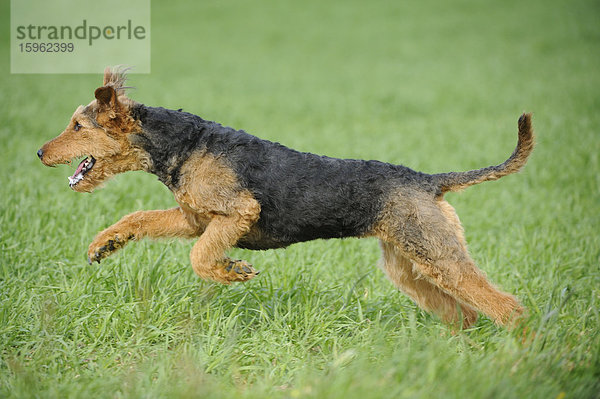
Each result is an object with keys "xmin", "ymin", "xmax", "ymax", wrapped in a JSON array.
[{"xmin": 130, "ymin": 105, "xmax": 439, "ymax": 249}]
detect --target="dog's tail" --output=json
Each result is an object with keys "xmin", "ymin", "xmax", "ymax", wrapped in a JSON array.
[{"xmin": 433, "ymin": 113, "xmax": 534, "ymax": 194}]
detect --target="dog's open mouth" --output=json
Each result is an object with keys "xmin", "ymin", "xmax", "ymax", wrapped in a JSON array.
[{"xmin": 68, "ymin": 156, "xmax": 96, "ymax": 188}]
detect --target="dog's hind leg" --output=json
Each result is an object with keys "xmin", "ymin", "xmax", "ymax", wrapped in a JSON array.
[
  {"xmin": 189, "ymin": 194, "xmax": 261, "ymax": 284},
  {"xmin": 410, "ymin": 254, "xmax": 523, "ymax": 326},
  {"xmin": 88, "ymin": 207, "xmax": 197, "ymax": 263},
  {"xmin": 376, "ymin": 193, "xmax": 523, "ymax": 326},
  {"xmin": 379, "ymin": 240, "xmax": 478, "ymax": 328}
]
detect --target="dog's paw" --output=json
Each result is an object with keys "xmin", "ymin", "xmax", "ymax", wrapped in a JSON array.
[
  {"xmin": 87, "ymin": 233, "xmax": 131, "ymax": 264},
  {"xmin": 218, "ymin": 258, "xmax": 260, "ymax": 282}
]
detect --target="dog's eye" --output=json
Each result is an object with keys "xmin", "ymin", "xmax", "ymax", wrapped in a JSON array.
[{"xmin": 74, "ymin": 122, "xmax": 82, "ymax": 131}]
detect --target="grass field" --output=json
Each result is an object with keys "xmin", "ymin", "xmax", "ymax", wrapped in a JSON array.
[{"xmin": 1, "ymin": 0, "xmax": 599, "ymax": 397}]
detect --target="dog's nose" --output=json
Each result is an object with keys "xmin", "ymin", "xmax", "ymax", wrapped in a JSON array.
[{"xmin": 37, "ymin": 148, "xmax": 44, "ymax": 159}]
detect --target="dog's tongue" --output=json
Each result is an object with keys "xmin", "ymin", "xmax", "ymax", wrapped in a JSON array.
[{"xmin": 71, "ymin": 158, "xmax": 87, "ymax": 179}]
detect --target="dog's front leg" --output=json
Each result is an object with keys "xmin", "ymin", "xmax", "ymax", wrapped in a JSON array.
[
  {"xmin": 88, "ymin": 207, "xmax": 197, "ymax": 263},
  {"xmin": 189, "ymin": 198, "xmax": 261, "ymax": 284}
]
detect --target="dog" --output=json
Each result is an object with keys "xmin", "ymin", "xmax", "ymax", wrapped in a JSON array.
[{"xmin": 38, "ymin": 67, "xmax": 534, "ymax": 328}]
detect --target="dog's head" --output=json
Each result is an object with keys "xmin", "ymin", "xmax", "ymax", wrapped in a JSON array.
[{"xmin": 38, "ymin": 67, "xmax": 145, "ymax": 192}]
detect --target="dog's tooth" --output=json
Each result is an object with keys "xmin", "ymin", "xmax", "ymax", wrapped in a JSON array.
[{"xmin": 68, "ymin": 172, "xmax": 85, "ymax": 186}]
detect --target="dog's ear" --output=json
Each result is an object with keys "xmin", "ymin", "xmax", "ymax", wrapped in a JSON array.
[
  {"xmin": 94, "ymin": 85, "xmax": 123, "ymax": 123},
  {"xmin": 95, "ymin": 85, "xmax": 116, "ymax": 107}
]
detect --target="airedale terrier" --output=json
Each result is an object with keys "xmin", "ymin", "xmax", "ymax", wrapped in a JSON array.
[{"xmin": 38, "ymin": 67, "xmax": 534, "ymax": 328}]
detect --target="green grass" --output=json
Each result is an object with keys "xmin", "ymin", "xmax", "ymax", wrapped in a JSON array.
[{"xmin": 1, "ymin": 0, "xmax": 600, "ymax": 397}]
